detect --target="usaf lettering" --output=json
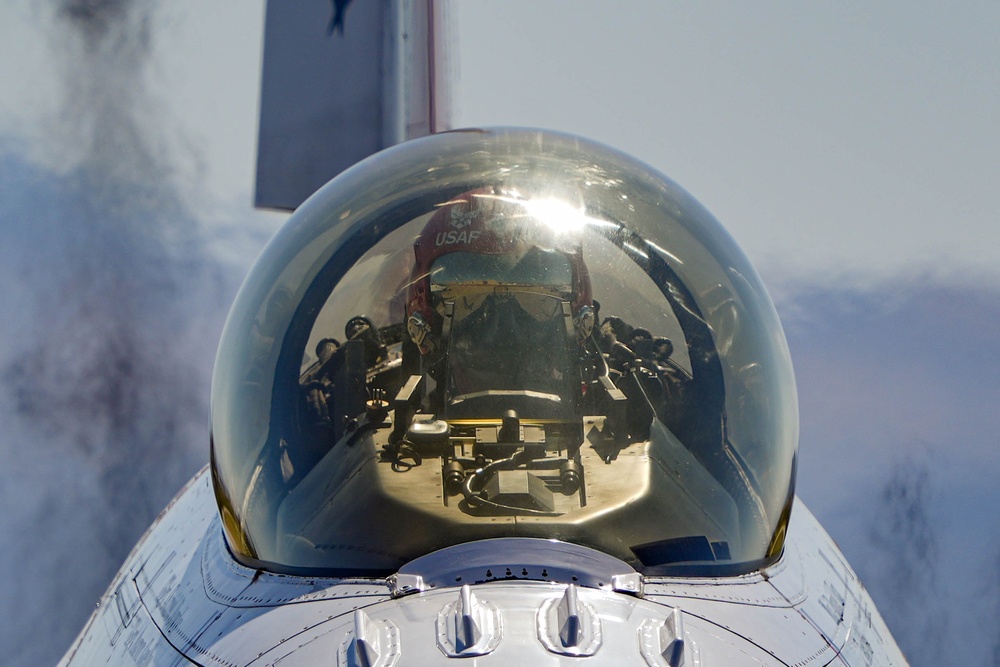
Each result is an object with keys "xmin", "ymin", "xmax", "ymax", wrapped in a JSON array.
[{"xmin": 436, "ymin": 229, "xmax": 482, "ymax": 246}]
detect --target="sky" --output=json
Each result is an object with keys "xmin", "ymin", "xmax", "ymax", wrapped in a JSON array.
[{"xmin": 0, "ymin": 1, "xmax": 998, "ymax": 665}]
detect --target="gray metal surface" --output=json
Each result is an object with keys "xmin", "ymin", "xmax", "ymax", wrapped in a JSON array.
[
  {"xmin": 390, "ymin": 537, "xmax": 643, "ymax": 597},
  {"xmin": 60, "ymin": 468, "xmax": 907, "ymax": 665}
]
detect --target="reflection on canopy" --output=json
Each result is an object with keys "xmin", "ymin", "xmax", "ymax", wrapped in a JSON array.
[{"xmin": 210, "ymin": 129, "xmax": 798, "ymax": 576}]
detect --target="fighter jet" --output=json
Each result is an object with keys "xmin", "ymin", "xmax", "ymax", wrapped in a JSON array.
[{"xmin": 58, "ymin": 126, "xmax": 908, "ymax": 666}]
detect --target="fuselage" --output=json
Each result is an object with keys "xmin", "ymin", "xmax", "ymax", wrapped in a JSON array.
[{"xmin": 59, "ymin": 467, "xmax": 906, "ymax": 666}]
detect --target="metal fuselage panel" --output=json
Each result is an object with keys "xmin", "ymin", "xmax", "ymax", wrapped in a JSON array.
[{"xmin": 59, "ymin": 468, "xmax": 907, "ymax": 666}]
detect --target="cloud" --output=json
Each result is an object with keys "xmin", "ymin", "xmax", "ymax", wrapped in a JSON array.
[
  {"xmin": 774, "ymin": 279, "xmax": 1000, "ymax": 666},
  {"xmin": 866, "ymin": 459, "xmax": 947, "ymax": 663},
  {"xmin": 0, "ymin": 2, "xmax": 268, "ymax": 662}
]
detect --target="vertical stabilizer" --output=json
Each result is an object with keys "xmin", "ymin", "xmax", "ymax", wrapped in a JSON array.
[{"xmin": 255, "ymin": 0, "xmax": 450, "ymax": 211}]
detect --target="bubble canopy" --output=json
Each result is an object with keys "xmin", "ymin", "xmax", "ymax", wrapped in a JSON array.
[{"xmin": 211, "ymin": 128, "xmax": 798, "ymax": 577}]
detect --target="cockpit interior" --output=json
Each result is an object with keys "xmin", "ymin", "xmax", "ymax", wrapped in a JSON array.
[{"xmin": 210, "ymin": 129, "xmax": 798, "ymax": 578}]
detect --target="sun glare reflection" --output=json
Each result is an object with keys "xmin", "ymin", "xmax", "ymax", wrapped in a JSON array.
[{"xmin": 523, "ymin": 197, "xmax": 617, "ymax": 238}]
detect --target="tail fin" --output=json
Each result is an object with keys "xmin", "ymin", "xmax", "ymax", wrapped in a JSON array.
[{"xmin": 255, "ymin": 0, "xmax": 451, "ymax": 211}]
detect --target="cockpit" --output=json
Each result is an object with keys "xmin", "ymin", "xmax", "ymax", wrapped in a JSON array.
[{"xmin": 210, "ymin": 128, "xmax": 798, "ymax": 577}]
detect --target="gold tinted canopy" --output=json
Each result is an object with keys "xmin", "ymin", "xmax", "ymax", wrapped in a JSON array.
[{"xmin": 210, "ymin": 128, "xmax": 798, "ymax": 576}]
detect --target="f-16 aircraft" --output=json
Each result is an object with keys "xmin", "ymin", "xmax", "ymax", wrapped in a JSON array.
[
  {"xmin": 59, "ymin": 127, "xmax": 907, "ymax": 665},
  {"xmin": 59, "ymin": 4, "xmax": 908, "ymax": 667}
]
